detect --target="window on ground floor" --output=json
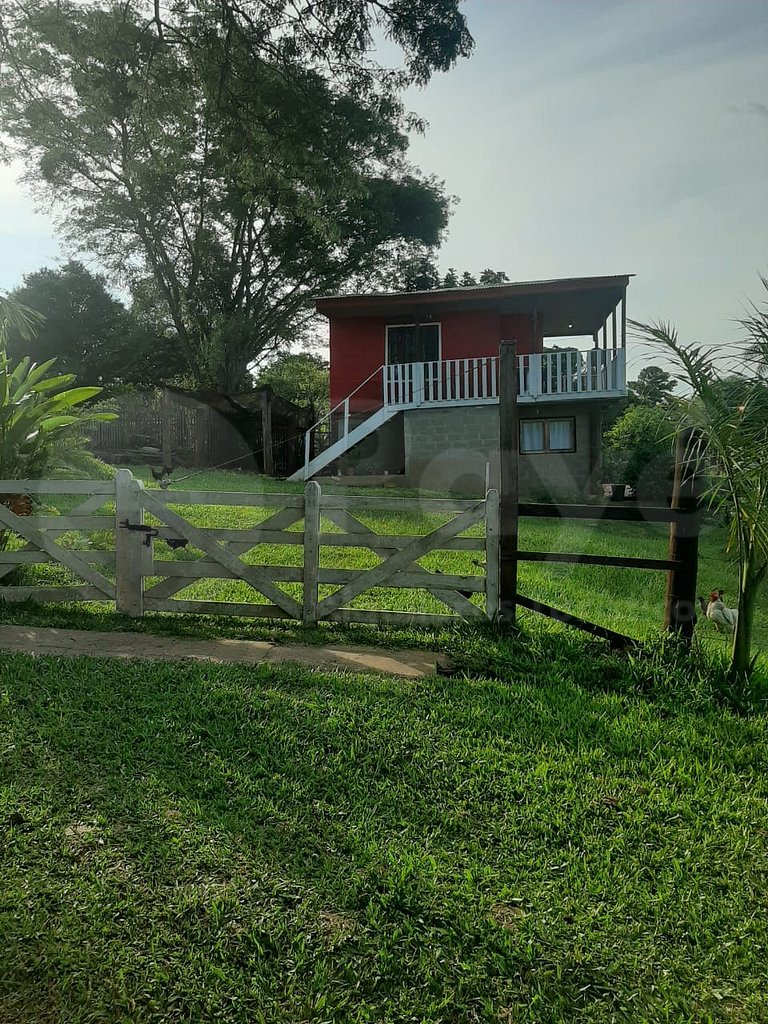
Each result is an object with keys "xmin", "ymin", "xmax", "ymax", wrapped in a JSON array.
[{"xmin": 520, "ymin": 417, "xmax": 576, "ymax": 453}]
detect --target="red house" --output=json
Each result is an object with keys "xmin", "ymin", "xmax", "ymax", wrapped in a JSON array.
[{"xmin": 289, "ymin": 274, "xmax": 631, "ymax": 496}]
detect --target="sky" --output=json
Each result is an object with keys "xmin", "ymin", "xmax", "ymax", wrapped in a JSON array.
[{"xmin": 1, "ymin": 0, "xmax": 767, "ymax": 378}]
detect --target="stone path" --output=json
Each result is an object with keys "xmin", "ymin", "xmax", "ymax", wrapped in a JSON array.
[{"xmin": 0, "ymin": 625, "xmax": 436, "ymax": 679}]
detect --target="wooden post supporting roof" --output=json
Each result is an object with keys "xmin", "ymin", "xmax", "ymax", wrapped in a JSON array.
[{"xmin": 498, "ymin": 340, "xmax": 519, "ymax": 626}]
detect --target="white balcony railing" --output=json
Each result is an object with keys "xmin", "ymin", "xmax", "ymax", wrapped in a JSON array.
[{"xmin": 384, "ymin": 349, "xmax": 625, "ymax": 408}]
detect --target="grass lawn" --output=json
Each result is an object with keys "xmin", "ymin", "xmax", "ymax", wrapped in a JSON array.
[{"xmin": 1, "ymin": 643, "xmax": 768, "ymax": 1023}]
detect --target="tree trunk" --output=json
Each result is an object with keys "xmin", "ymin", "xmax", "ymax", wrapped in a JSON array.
[{"xmin": 730, "ymin": 551, "xmax": 766, "ymax": 681}]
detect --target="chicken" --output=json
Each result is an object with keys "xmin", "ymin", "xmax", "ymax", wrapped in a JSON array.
[{"xmin": 698, "ymin": 590, "xmax": 738, "ymax": 634}]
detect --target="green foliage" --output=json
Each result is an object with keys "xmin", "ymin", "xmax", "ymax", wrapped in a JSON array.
[
  {"xmin": 603, "ymin": 402, "xmax": 675, "ymax": 497},
  {"xmin": 443, "ymin": 268, "xmax": 510, "ymax": 288},
  {"xmin": 627, "ymin": 364, "xmax": 677, "ymax": 406},
  {"xmin": 0, "ymin": 291, "xmax": 116, "ymax": 486},
  {"xmin": 6, "ymin": 262, "xmax": 187, "ymax": 390},
  {"xmin": 0, "ymin": 1, "xmax": 471, "ymax": 391},
  {"xmin": 255, "ymin": 352, "xmax": 329, "ymax": 413},
  {"xmin": 632, "ymin": 301, "xmax": 768, "ymax": 683}
]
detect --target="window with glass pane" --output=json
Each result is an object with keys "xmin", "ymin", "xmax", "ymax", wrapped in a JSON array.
[
  {"xmin": 386, "ymin": 324, "xmax": 440, "ymax": 364},
  {"xmin": 547, "ymin": 419, "xmax": 574, "ymax": 451},
  {"xmin": 520, "ymin": 420, "xmax": 545, "ymax": 452},
  {"xmin": 519, "ymin": 418, "xmax": 575, "ymax": 453}
]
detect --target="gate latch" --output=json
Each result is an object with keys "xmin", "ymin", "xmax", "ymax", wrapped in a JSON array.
[{"xmin": 119, "ymin": 520, "xmax": 158, "ymax": 547}]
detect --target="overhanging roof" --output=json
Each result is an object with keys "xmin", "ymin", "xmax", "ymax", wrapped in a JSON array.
[{"xmin": 316, "ymin": 274, "xmax": 633, "ymax": 337}]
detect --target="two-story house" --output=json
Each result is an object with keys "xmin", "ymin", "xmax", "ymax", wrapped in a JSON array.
[{"xmin": 288, "ymin": 274, "xmax": 631, "ymax": 496}]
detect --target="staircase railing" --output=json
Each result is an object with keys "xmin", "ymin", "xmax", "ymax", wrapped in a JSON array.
[{"xmin": 302, "ymin": 364, "xmax": 386, "ymax": 475}]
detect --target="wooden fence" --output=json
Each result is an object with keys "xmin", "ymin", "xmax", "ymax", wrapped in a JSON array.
[
  {"xmin": 89, "ymin": 390, "xmax": 305, "ymax": 476},
  {"xmin": 0, "ymin": 468, "xmax": 702, "ymax": 641},
  {"xmin": 0, "ymin": 472, "xmax": 498, "ymax": 627}
]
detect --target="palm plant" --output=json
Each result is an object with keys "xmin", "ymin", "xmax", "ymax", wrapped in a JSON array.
[{"xmin": 631, "ymin": 312, "xmax": 768, "ymax": 681}]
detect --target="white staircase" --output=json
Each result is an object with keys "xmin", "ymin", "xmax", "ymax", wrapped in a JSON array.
[{"xmin": 288, "ymin": 365, "xmax": 394, "ymax": 482}]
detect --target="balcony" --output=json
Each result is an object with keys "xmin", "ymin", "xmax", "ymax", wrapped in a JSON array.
[{"xmin": 384, "ymin": 349, "xmax": 626, "ymax": 409}]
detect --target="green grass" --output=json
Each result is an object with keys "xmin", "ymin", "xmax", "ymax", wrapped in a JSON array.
[{"xmin": 1, "ymin": 643, "xmax": 767, "ymax": 1023}]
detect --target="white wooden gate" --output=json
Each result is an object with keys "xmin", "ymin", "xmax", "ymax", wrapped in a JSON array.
[{"xmin": 0, "ymin": 470, "xmax": 500, "ymax": 627}]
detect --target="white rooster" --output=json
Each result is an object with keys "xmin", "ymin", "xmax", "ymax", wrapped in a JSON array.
[{"xmin": 698, "ymin": 590, "xmax": 738, "ymax": 634}]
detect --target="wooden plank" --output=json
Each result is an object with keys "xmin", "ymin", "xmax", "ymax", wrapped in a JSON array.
[
  {"xmin": 161, "ymin": 387, "xmax": 172, "ymax": 469},
  {"xmin": 319, "ymin": 495, "xmax": 480, "ymax": 512},
  {"xmin": 326, "ymin": 609, "xmax": 459, "ymax": 628},
  {"xmin": 143, "ymin": 506, "xmax": 305, "ymax": 600},
  {"xmin": 143, "ymin": 598, "xmax": 294, "ymax": 619},
  {"xmin": 518, "ymin": 502, "xmax": 698, "ymax": 525},
  {"xmin": 0, "ymin": 586, "xmax": 108, "ymax": 603},
  {"xmin": 0, "ymin": 550, "xmax": 114, "ymax": 565},
  {"xmin": 318, "ymin": 533, "xmax": 485, "ymax": 551},
  {"xmin": 0, "ymin": 480, "xmax": 115, "ymax": 495},
  {"xmin": 33, "ymin": 516, "xmax": 115, "ymax": 531},
  {"xmin": 115, "ymin": 468, "xmax": 144, "ymax": 616},
  {"xmin": 498, "ymin": 340, "xmax": 519, "ymax": 625},
  {"xmin": 0, "ymin": 504, "xmax": 116, "ymax": 599},
  {"xmin": 141, "ymin": 489, "xmax": 302, "ymax": 618},
  {"xmin": 664, "ymin": 428, "xmax": 704, "ymax": 641},
  {"xmin": 148, "ymin": 561, "xmax": 486, "ymax": 591},
  {"xmin": 261, "ymin": 388, "xmax": 274, "ymax": 477},
  {"xmin": 485, "ymin": 488, "xmax": 500, "ymax": 620},
  {"xmin": 302, "ymin": 480, "xmax": 320, "ymax": 624},
  {"xmin": 518, "ymin": 551, "xmax": 681, "ymax": 570},
  {"xmin": 317, "ymin": 502, "xmax": 485, "ymax": 617},
  {"xmin": 148, "ymin": 490, "xmax": 304, "ymax": 508},
  {"xmin": 516, "ymin": 595, "xmax": 636, "ymax": 649}
]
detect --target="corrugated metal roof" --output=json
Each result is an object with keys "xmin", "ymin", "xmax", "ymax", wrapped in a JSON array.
[{"xmin": 317, "ymin": 274, "xmax": 634, "ymax": 304}]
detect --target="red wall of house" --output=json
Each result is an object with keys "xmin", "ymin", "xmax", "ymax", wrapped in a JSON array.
[{"xmin": 329, "ymin": 310, "xmax": 542, "ymax": 409}]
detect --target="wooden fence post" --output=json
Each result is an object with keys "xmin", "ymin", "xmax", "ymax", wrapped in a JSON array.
[
  {"xmin": 485, "ymin": 487, "xmax": 500, "ymax": 621},
  {"xmin": 498, "ymin": 340, "xmax": 519, "ymax": 625},
  {"xmin": 261, "ymin": 387, "xmax": 274, "ymax": 477},
  {"xmin": 303, "ymin": 480, "xmax": 321, "ymax": 624},
  {"xmin": 664, "ymin": 427, "xmax": 704, "ymax": 643},
  {"xmin": 115, "ymin": 469, "xmax": 144, "ymax": 617},
  {"xmin": 161, "ymin": 387, "xmax": 172, "ymax": 470}
]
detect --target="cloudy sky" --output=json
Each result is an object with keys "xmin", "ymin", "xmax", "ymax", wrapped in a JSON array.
[{"xmin": 1, "ymin": 0, "xmax": 767, "ymax": 376}]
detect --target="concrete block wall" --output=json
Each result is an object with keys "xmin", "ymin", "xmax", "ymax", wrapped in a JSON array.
[{"xmin": 403, "ymin": 404, "xmax": 597, "ymax": 497}]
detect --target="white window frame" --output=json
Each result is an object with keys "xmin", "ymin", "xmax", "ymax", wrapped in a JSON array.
[
  {"xmin": 519, "ymin": 417, "xmax": 577, "ymax": 454},
  {"xmin": 385, "ymin": 322, "xmax": 442, "ymax": 365}
]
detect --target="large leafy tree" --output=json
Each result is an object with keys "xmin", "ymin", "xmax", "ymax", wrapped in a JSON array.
[
  {"xmin": 4, "ymin": 261, "xmax": 183, "ymax": 388},
  {"xmin": 628, "ymin": 365, "xmax": 677, "ymax": 406},
  {"xmin": 0, "ymin": 1, "xmax": 472, "ymax": 392}
]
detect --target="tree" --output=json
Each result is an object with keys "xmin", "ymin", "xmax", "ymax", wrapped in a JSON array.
[
  {"xmin": 628, "ymin": 365, "xmax": 677, "ymax": 406},
  {"xmin": 442, "ymin": 268, "xmax": 509, "ymax": 288},
  {"xmin": 479, "ymin": 269, "xmax": 510, "ymax": 285},
  {"xmin": 603, "ymin": 402, "xmax": 675, "ymax": 498},
  {"xmin": 255, "ymin": 352, "xmax": 329, "ymax": 414},
  {"xmin": 0, "ymin": 1, "xmax": 472, "ymax": 393},
  {"xmin": 6, "ymin": 262, "xmax": 189, "ymax": 390},
  {"xmin": 632, "ymin": 304, "xmax": 768, "ymax": 683}
]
